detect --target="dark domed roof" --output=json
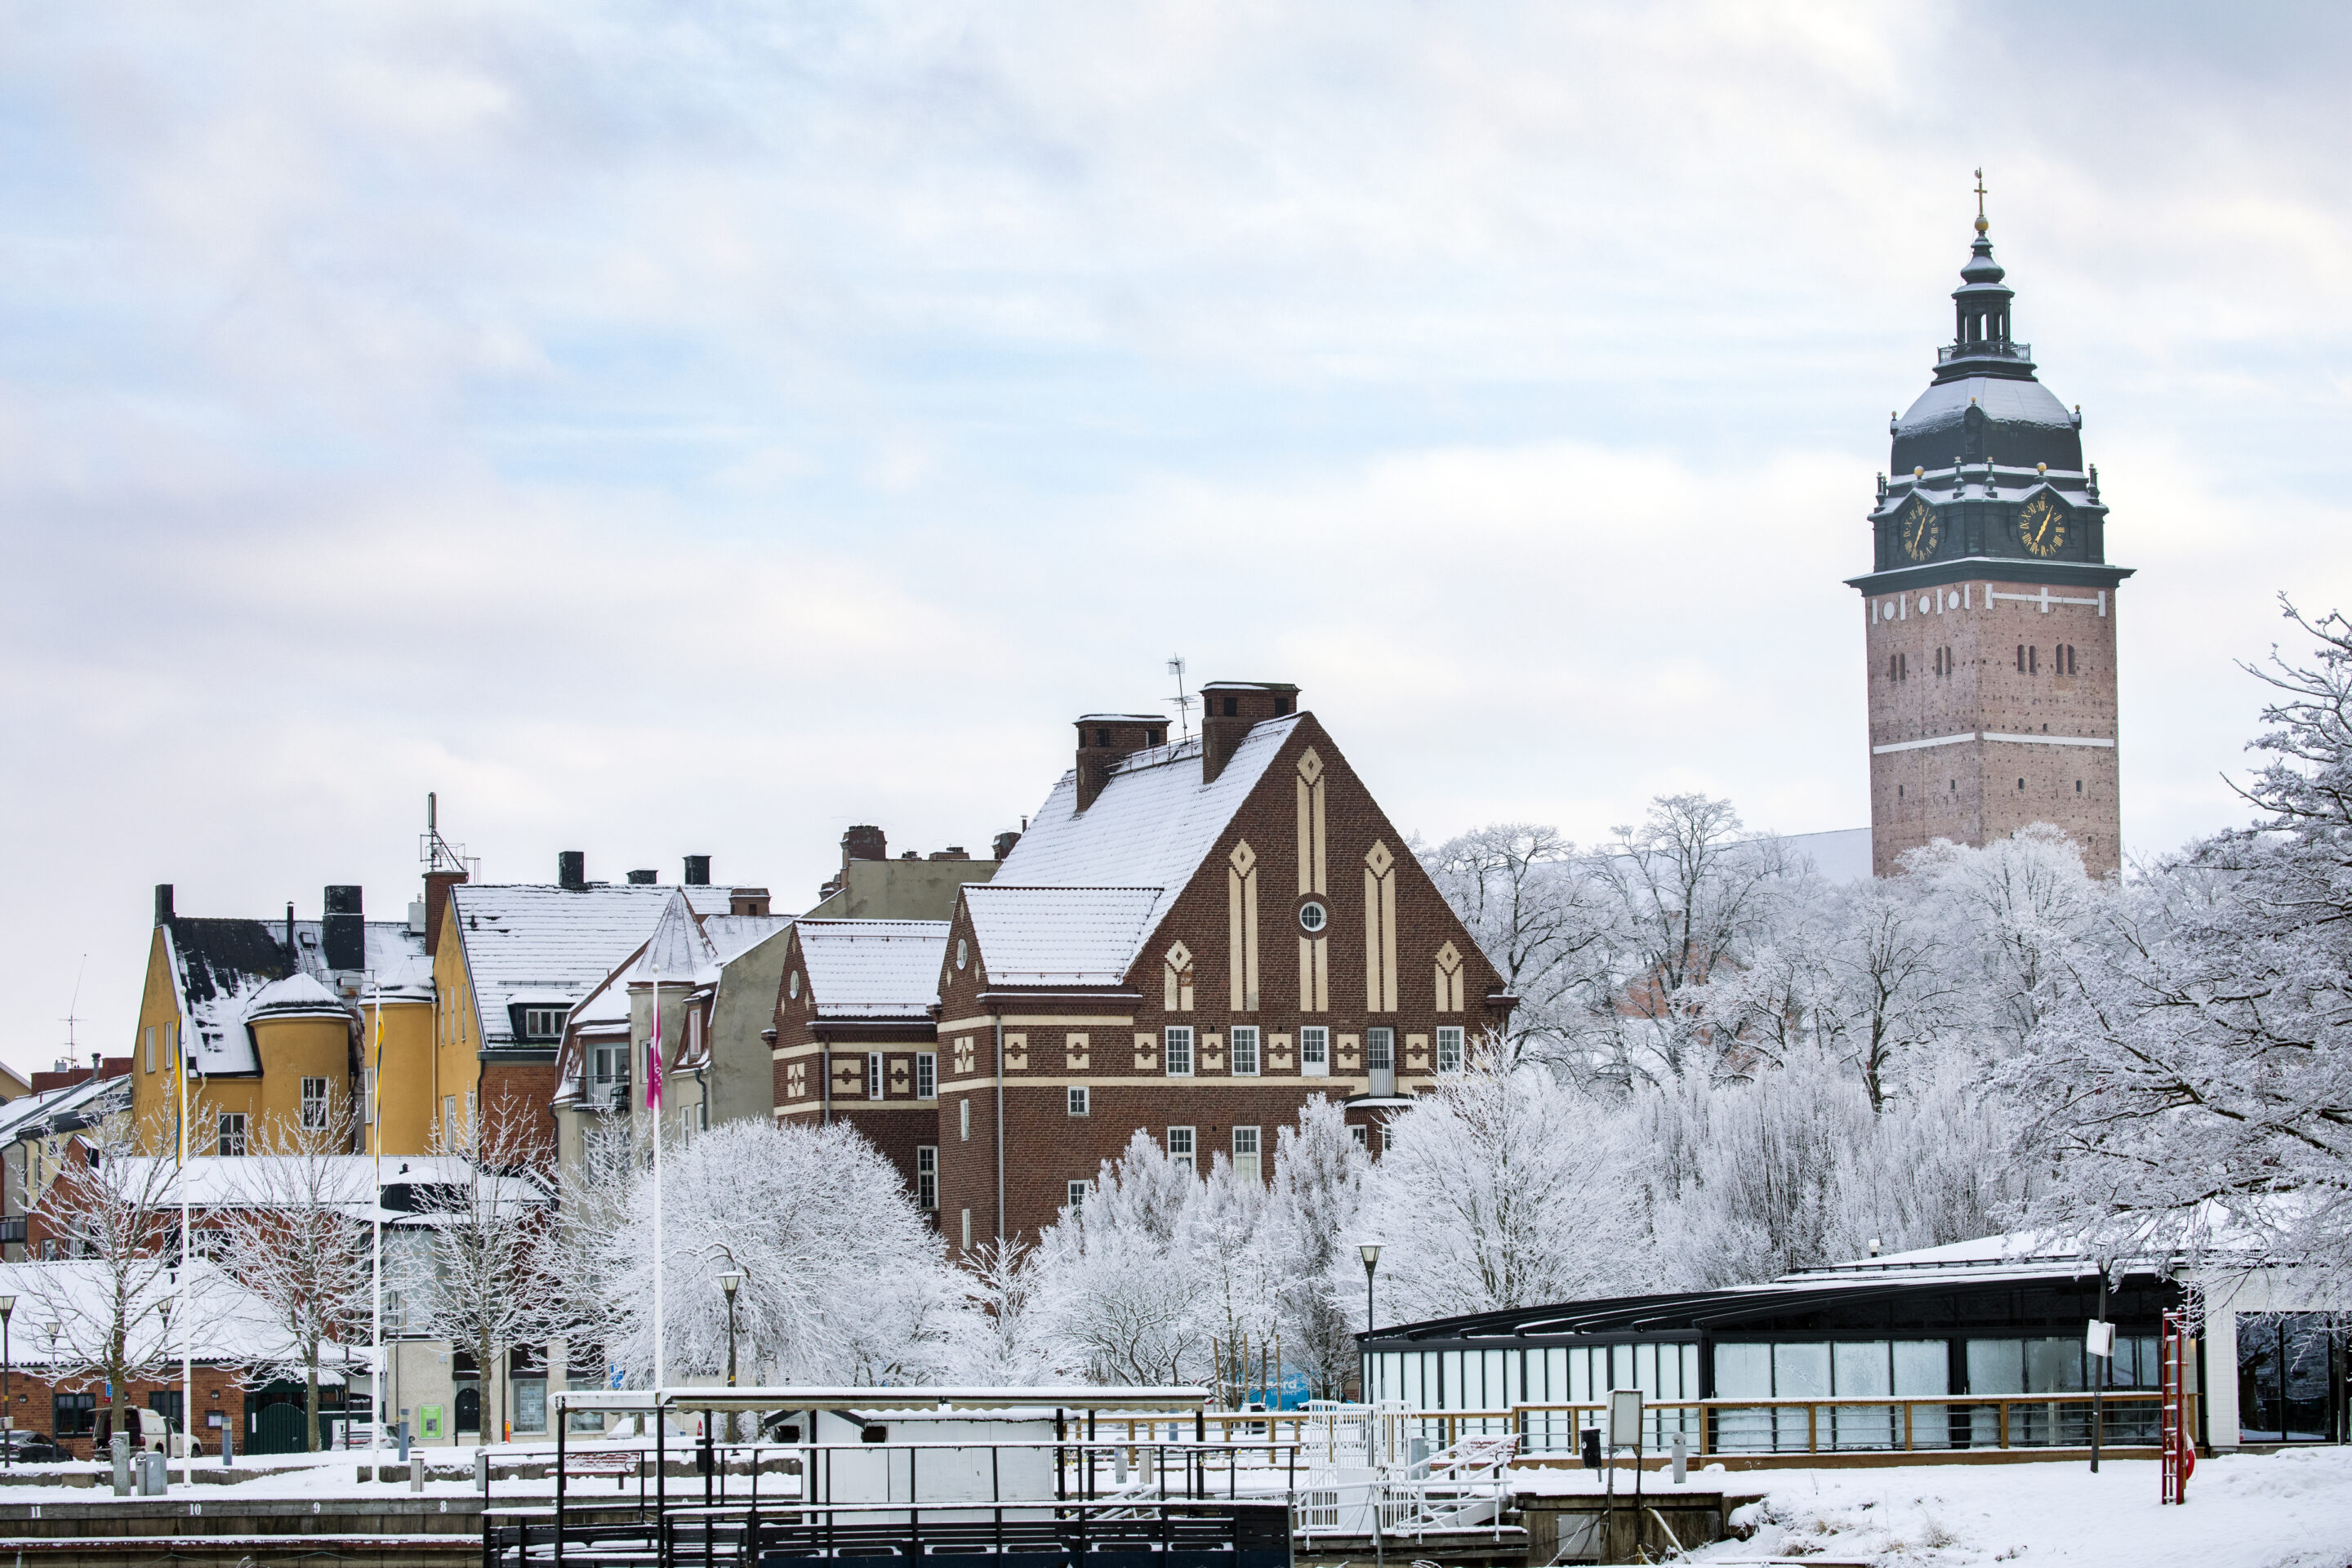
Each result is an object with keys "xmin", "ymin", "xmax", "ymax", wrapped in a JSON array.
[{"xmin": 1891, "ymin": 375, "xmax": 2082, "ymax": 476}]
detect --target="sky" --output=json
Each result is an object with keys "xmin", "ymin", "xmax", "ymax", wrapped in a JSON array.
[{"xmin": 6, "ymin": 2, "xmax": 2352, "ymax": 1074}]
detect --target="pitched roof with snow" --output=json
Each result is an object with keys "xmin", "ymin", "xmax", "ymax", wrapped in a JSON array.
[
  {"xmin": 448, "ymin": 884, "xmax": 734, "ymax": 1049},
  {"xmin": 797, "ymin": 920, "xmax": 951, "ymax": 1018},
  {"xmin": 165, "ymin": 917, "xmax": 427, "ymax": 1076},
  {"xmin": 973, "ymin": 715, "xmax": 1303, "ymax": 985},
  {"xmin": 0, "ymin": 1075, "xmax": 129, "ymax": 1149}
]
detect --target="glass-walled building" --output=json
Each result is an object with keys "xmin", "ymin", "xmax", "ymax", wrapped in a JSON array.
[{"xmin": 1360, "ymin": 1240, "xmax": 2186, "ymax": 1456}]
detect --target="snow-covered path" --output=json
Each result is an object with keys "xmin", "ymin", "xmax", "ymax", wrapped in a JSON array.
[{"xmin": 1526, "ymin": 1450, "xmax": 2352, "ymax": 1566}]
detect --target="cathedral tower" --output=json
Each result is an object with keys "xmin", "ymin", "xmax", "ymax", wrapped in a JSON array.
[{"xmin": 1849, "ymin": 193, "xmax": 2131, "ymax": 878}]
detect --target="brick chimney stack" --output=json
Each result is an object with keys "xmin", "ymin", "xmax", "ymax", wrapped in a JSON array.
[
  {"xmin": 1073, "ymin": 715, "xmax": 1169, "ymax": 812},
  {"xmin": 841, "ymin": 826, "xmax": 887, "ymax": 866},
  {"xmin": 1199, "ymin": 682, "xmax": 1300, "ymax": 783},
  {"xmin": 423, "ymin": 867, "xmax": 469, "ymax": 960},
  {"xmin": 559, "ymin": 851, "xmax": 586, "ymax": 891}
]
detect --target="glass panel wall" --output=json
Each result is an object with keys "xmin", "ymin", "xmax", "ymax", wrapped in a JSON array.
[{"xmin": 2239, "ymin": 1312, "xmax": 2344, "ymax": 1444}]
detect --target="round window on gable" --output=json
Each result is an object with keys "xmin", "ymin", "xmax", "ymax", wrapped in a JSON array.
[
  {"xmin": 956, "ymin": 938, "xmax": 969, "ymax": 971},
  {"xmin": 1298, "ymin": 901, "xmax": 1328, "ymax": 935}
]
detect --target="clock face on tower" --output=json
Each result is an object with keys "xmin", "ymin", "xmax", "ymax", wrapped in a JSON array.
[
  {"xmin": 2020, "ymin": 492, "xmax": 2068, "ymax": 558},
  {"xmin": 1898, "ymin": 496, "xmax": 1940, "ymax": 561}
]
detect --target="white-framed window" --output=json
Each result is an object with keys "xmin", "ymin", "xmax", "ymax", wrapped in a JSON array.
[
  {"xmin": 144, "ymin": 1027, "xmax": 155, "ymax": 1075},
  {"xmin": 1232, "ymin": 1125, "xmax": 1262, "ymax": 1182},
  {"xmin": 217, "ymin": 1114, "xmax": 247, "ymax": 1157},
  {"xmin": 1366, "ymin": 1027, "xmax": 1394, "ymax": 1071},
  {"xmin": 1165, "ymin": 1027, "xmax": 1194, "ymax": 1077},
  {"xmin": 915, "ymin": 1052, "xmax": 937, "ymax": 1100},
  {"xmin": 960, "ymin": 1098, "xmax": 972, "ymax": 1141},
  {"xmin": 1231, "ymin": 1026, "xmax": 1260, "ymax": 1077},
  {"xmin": 960, "ymin": 1209, "xmax": 972, "ymax": 1250},
  {"xmin": 1299, "ymin": 1026, "xmax": 1329, "ymax": 1077},
  {"xmin": 1381, "ymin": 1123, "xmax": 1395, "ymax": 1154},
  {"xmin": 1437, "ymin": 1026, "xmax": 1464, "ymax": 1074},
  {"xmin": 867, "ymin": 1052, "xmax": 884, "ymax": 1100},
  {"xmin": 301, "ymin": 1076, "xmax": 329, "ymax": 1131},
  {"xmin": 1067, "ymin": 1179, "xmax": 1091, "ymax": 1211},
  {"xmin": 916, "ymin": 1146, "xmax": 938, "ymax": 1210},
  {"xmin": 1298, "ymin": 901, "xmax": 1328, "ymax": 933},
  {"xmin": 522, "ymin": 1007, "xmax": 566, "ymax": 1040},
  {"xmin": 163, "ymin": 1021, "xmax": 174, "ymax": 1067},
  {"xmin": 362, "ymin": 1068, "xmax": 375, "ymax": 1126},
  {"xmin": 1067, "ymin": 1085, "xmax": 1090, "ymax": 1117},
  {"xmin": 443, "ymin": 1095, "xmax": 457, "ymax": 1147},
  {"xmin": 689, "ymin": 1008, "xmax": 703, "ymax": 1054},
  {"xmin": 1349, "ymin": 1125, "xmax": 1367, "ymax": 1150},
  {"xmin": 1166, "ymin": 1126, "xmax": 1196, "ymax": 1171}
]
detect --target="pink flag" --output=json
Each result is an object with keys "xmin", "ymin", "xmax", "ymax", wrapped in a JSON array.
[{"xmin": 646, "ymin": 982, "xmax": 664, "ymax": 1111}]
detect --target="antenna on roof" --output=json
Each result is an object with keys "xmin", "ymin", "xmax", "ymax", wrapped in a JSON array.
[
  {"xmin": 421, "ymin": 791, "xmax": 481, "ymax": 881},
  {"xmin": 1166, "ymin": 656, "xmax": 1195, "ymax": 742},
  {"xmin": 60, "ymin": 955, "xmax": 86, "ymax": 1057}
]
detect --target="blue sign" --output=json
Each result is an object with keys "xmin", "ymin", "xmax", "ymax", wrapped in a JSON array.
[{"xmin": 608, "ymin": 1364, "xmax": 626, "ymax": 1390}]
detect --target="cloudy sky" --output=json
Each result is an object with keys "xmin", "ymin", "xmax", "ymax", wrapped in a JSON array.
[{"xmin": 6, "ymin": 2, "xmax": 2350, "ymax": 1071}]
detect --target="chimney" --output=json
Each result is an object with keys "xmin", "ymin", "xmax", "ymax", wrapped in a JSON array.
[
  {"xmin": 683, "ymin": 855, "xmax": 711, "ymax": 887},
  {"xmin": 323, "ymin": 885, "xmax": 364, "ymax": 971},
  {"xmin": 730, "ymin": 889, "xmax": 773, "ymax": 916},
  {"xmin": 422, "ymin": 867, "xmax": 469, "ymax": 958},
  {"xmin": 1072, "ymin": 714, "xmax": 1170, "ymax": 812},
  {"xmin": 1199, "ymin": 682, "xmax": 1299, "ymax": 784},
  {"xmin": 991, "ymin": 831, "xmax": 1021, "ymax": 862},
  {"xmin": 559, "ymin": 852, "xmax": 586, "ymax": 891},
  {"xmin": 626, "ymin": 869, "xmax": 657, "ymax": 885},
  {"xmin": 929, "ymin": 847, "xmax": 970, "ymax": 861},
  {"xmin": 841, "ymin": 826, "xmax": 886, "ymax": 867},
  {"xmin": 154, "ymin": 884, "xmax": 173, "ymax": 924}
]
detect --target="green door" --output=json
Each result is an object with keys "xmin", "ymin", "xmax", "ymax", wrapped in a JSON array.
[{"xmin": 252, "ymin": 1401, "xmax": 308, "ymax": 1455}]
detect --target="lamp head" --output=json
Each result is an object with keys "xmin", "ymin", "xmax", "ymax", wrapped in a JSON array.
[
  {"xmin": 1359, "ymin": 1243, "xmax": 1383, "ymax": 1269},
  {"xmin": 0, "ymin": 1294, "xmax": 16, "ymax": 1320},
  {"xmin": 719, "ymin": 1270, "xmax": 743, "ymax": 1298}
]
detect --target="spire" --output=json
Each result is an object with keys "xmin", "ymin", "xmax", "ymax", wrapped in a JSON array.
[
  {"xmin": 1936, "ymin": 170, "xmax": 2028, "ymax": 380},
  {"xmin": 1973, "ymin": 167, "xmax": 1988, "ymax": 236}
]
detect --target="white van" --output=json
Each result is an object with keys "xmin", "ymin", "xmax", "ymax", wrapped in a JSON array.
[{"xmin": 94, "ymin": 1407, "xmax": 195, "ymax": 1456}]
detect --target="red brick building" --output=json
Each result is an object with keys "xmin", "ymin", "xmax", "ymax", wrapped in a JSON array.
[{"xmin": 779, "ymin": 680, "xmax": 1512, "ymax": 1258}]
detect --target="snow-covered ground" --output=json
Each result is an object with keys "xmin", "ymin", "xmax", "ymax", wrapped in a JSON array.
[{"xmin": 1522, "ymin": 1450, "xmax": 2352, "ymax": 1566}]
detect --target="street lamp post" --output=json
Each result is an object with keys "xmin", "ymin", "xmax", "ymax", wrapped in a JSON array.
[
  {"xmin": 718, "ymin": 1272, "xmax": 742, "ymax": 1444},
  {"xmin": 0, "ymin": 1294, "xmax": 15, "ymax": 1468},
  {"xmin": 1359, "ymin": 1243, "xmax": 1383, "ymax": 1331}
]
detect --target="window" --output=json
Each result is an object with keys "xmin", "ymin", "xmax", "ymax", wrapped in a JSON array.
[
  {"xmin": 1231, "ymin": 1026, "xmax": 1259, "ymax": 1077},
  {"xmin": 960, "ymin": 1209, "xmax": 972, "ymax": 1250},
  {"xmin": 915, "ymin": 1146, "xmax": 938, "ymax": 1210},
  {"xmin": 362, "ymin": 1068, "xmax": 375, "ymax": 1126},
  {"xmin": 1349, "ymin": 1125, "xmax": 1367, "ymax": 1149},
  {"xmin": 915, "ymin": 1052, "xmax": 937, "ymax": 1100},
  {"xmin": 2030, "ymin": 645, "xmax": 2039, "ymax": 674},
  {"xmin": 1299, "ymin": 1026, "xmax": 1329, "ymax": 1076},
  {"xmin": 787, "ymin": 970, "xmax": 801, "ymax": 1000},
  {"xmin": 1380, "ymin": 1123, "xmax": 1395, "ymax": 1154},
  {"xmin": 1298, "ymin": 902, "xmax": 1327, "ymax": 934},
  {"xmin": 514, "ymin": 1379, "xmax": 547, "ymax": 1434},
  {"xmin": 163, "ymin": 1021, "xmax": 174, "ymax": 1067},
  {"xmin": 217, "ymin": 1114, "xmax": 247, "ymax": 1157},
  {"xmin": 145, "ymin": 1027, "xmax": 155, "ymax": 1075},
  {"xmin": 1067, "ymin": 1179, "xmax": 1090, "ymax": 1211},
  {"xmin": 1067, "ymin": 1085, "xmax": 1090, "ymax": 1117},
  {"xmin": 960, "ymin": 1098, "xmax": 972, "ymax": 1141},
  {"xmin": 590, "ymin": 1043, "xmax": 627, "ymax": 1091},
  {"xmin": 1220, "ymin": 696, "xmax": 1238, "ymax": 717},
  {"xmin": 2017, "ymin": 644, "xmax": 2025, "ymax": 672},
  {"xmin": 54, "ymin": 1392, "xmax": 94, "ymax": 1437},
  {"xmin": 1165, "ymin": 1026, "xmax": 1194, "ymax": 1077},
  {"xmin": 1365, "ymin": 1027, "xmax": 1394, "ymax": 1071},
  {"xmin": 1436, "ymin": 1027, "xmax": 1464, "ymax": 1074},
  {"xmin": 1166, "ymin": 1126, "xmax": 1196, "ymax": 1171},
  {"xmin": 866, "ymin": 1052, "xmax": 884, "ymax": 1100},
  {"xmin": 2076, "ymin": 780, "xmax": 2083, "ymax": 793},
  {"xmin": 1232, "ymin": 1126, "xmax": 1262, "ymax": 1181},
  {"xmin": 522, "ymin": 1007, "xmax": 565, "ymax": 1040},
  {"xmin": 301, "ymin": 1077, "xmax": 329, "ymax": 1131},
  {"xmin": 955, "ymin": 938, "xmax": 969, "ymax": 971}
]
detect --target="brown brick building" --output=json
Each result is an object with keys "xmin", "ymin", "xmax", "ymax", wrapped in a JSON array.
[{"xmin": 1851, "ymin": 208, "xmax": 2132, "ymax": 878}]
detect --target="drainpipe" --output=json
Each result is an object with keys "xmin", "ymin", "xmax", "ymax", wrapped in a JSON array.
[
  {"xmin": 994, "ymin": 1014, "xmax": 1005, "ymax": 1249},
  {"xmin": 821, "ymin": 1037, "xmax": 831, "ymax": 1128}
]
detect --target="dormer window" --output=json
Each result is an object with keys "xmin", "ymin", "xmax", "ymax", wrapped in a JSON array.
[{"xmin": 519, "ymin": 1006, "xmax": 565, "ymax": 1041}]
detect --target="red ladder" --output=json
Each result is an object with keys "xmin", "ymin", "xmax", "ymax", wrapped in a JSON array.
[{"xmin": 2160, "ymin": 1308, "xmax": 2196, "ymax": 1504}]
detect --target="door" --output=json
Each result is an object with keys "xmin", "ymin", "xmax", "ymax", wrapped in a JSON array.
[{"xmin": 1366, "ymin": 1028, "xmax": 1395, "ymax": 1098}]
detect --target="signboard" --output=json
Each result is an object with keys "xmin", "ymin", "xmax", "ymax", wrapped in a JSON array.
[
  {"xmin": 421, "ymin": 1405, "xmax": 445, "ymax": 1441},
  {"xmin": 1606, "ymin": 1388, "xmax": 1644, "ymax": 1449},
  {"xmin": 2086, "ymin": 1320, "xmax": 2115, "ymax": 1358}
]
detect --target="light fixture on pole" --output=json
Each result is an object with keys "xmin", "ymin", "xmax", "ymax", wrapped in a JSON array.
[
  {"xmin": 1359, "ymin": 1243, "xmax": 1383, "ymax": 1334},
  {"xmin": 0, "ymin": 1294, "xmax": 15, "ymax": 1468},
  {"xmin": 719, "ymin": 1270, "xmax": 744, "ymax": 1443}
]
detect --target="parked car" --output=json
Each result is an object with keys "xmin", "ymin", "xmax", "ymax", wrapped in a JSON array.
[
  {"xmin": 0, "ymin": 1431, "xmax": 69, "ymax": 1463},
  {"xmin": 92, "ymin": 1408, "xmax": 198, "ymax": 1457}
]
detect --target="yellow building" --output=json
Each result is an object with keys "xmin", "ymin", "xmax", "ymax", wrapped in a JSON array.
[{"xmin": 131, "ymin": 884, "xmax": 434, "ymax": 1158}]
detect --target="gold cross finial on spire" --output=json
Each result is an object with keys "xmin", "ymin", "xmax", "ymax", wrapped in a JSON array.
[{"xmin": 1974, "ymin": 168, "xmax": 1989, "ymax": 235}]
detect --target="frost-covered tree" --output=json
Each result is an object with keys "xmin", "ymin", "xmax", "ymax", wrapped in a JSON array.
[
  {"xmin": 590, "ymin": 1117, "xmax": 963, "ymax": 1387},
  {"xmin": 2011, "ymin": 601, "xmax": 2352, "ymax": 1284},
  {"xmin": 412, "ymin": 1104, "xmax": 556, "ymax": 1444},
  {"xmin": 1418, "ymin": 826, "xmax": 1616, "ymax": 1066},
  {"xmin": 958, "ymin": 1238, "xmax": 1060, "ymax": 1384},
  {"xmin": 1261, "ymin": 1098, "xmax": 1370, "ymax": 1396},
  {"xmin": 1370, "ymin": 1052, "xmax": 1646, "ymax": 1321},
  {"xmin": 1030, "ymin": 1131, "xmax": 1206, "ymax": 1384}
]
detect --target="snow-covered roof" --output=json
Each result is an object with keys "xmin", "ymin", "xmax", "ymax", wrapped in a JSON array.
[
  {"xmin": 0, "ymin": 1258, "xmax": 360, "ymax": 1378},
  {"xmin": 99, "ymin": 1153, "xmax": 550, "ymax": 1218},
  {"xmin": 164, "ymin": 916, "xmax": 428, "ymax": 1076},
  {"xmin": 0, "ymin": 1074, "xmax": 129, "ymax": 1147},
  {"xmin": 1779, "ymin": 826, "xmax": 1874, "ymax": 885},
  {"xmin": 797, "ymin": 920, "xmax": 950, "ymax": 1018},
  {"xmin": 975, "ymin": 715, "xmax": 1303, "ymax": 984},
  {"xmin": 448, "ymin": 884, "xmax": 735, "ymax": 1049},
  {"xmin": 962, "ymin": 887, "xmax": 1164, "ymax": 987}
]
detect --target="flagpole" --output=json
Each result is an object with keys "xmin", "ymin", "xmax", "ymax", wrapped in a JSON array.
[
  {"xmin": 369, "ymin": 982, "xmax": 384, "ymax": 1482},
  {"xmin": 178, "ymin": 1013, "xmax": 191, "ymax": 1487},
  {"xmin": 650, "ymin": 973, "xmax": 664, "ymax": 1395}
]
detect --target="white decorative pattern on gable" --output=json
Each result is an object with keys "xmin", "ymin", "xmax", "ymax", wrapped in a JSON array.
[
  {"xmin": 1364, "ymin": 840, "xmax": 1397, "ymax": 1013},
  {"xmin": 1297, "ymin": 750, "xmax": 1329, "ymax": 1013},
  {"xmin": 1164, "ymin": 941, "xmax": 1195, "ymax": 1013},
  {"xmin": 1434, "ymin": 940, "xmax": 1465, "ymax": 1013},
  {"xmin": 1227, "ymin": 840, "xmax": 1259, "ymax": 1012}
]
